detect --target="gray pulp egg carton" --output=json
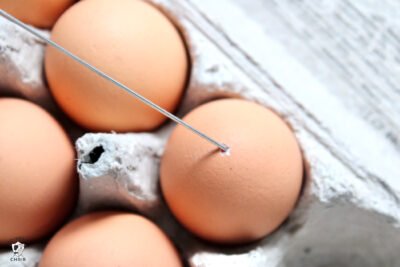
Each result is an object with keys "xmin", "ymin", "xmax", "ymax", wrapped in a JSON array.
[{"xmin": 1, "ymin": 0, "xmax": 400, "ymax": 266}]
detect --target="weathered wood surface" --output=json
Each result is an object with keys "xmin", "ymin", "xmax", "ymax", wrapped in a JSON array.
[
  {"xmin": 0, "ymin": 0, "xmax": 399, "ymax": 266},
  {"xmin": 234, "ymin": 0, "xmax": 400, "ymax": 147}
]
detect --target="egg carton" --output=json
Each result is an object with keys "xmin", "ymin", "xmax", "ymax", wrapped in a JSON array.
[{"xmin": 1, "ymin": 1, "xmax": 400, "ymax": 267}]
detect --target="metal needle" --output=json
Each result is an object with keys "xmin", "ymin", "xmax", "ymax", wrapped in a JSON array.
[{"xmin": 0, "ymin": 9, "xmax": 229, "ymax": 152}]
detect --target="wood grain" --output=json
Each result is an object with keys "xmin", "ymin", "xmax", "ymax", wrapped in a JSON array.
[{"xmin": 234, "ymin": 0, "xmax": 400, "ymax": 148}]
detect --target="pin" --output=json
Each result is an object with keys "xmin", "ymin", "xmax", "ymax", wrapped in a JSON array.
[{"xmin": 0, "ymin": 9, "xmax": 229, "ymax": 152}]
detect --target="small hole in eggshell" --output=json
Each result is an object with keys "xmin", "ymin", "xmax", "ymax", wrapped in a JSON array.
[{"xmin": 220, "ymin": 147, "xmax": 231, "ymax": 156}]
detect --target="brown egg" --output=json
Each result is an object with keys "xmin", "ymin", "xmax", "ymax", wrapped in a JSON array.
[
  {"xmin": 0, "ymin": 98, "xmax": 77, "ymax": 245},
  {"xmin": 0, "ymin": 0, "xmax": 75, "ymax": 28},
  {"xmin": 45, "ymin": 0, "xmax": 188, "ymax": 132},
  {"xmin": 39, "ymin": 212, "xmax": 182, "ymax": 267},
  {"xmin": 160, "ymin": 99, "xmax": 303, "ymax": 244}
]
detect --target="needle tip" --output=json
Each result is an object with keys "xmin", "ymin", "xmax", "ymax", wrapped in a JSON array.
[{"xmin": 220, "ymin": 144, "xmax": 230, "ymax": 155}]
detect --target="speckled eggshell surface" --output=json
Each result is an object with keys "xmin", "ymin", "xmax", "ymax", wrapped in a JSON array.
[
  {"xmin": 45, "ymin": 0, "xmax": 188, "ymax": 132},
  {"xmin": 0, "ymin": 0, "xmax": 75, "ymax": 28},
  {"xmin": 39, "ymin": 212, "xmax": 182, "ymax": 267},
  {"xmin": 0, "ymin": 98, "xmax": 77, "ymax": 245},
  {"xmin": 160, "ymin": 98, "xmax": 303, "ymax": 244}
]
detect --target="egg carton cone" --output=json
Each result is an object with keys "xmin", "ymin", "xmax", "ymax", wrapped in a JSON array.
[{"xmin": 1, "ymin": 1, "xmax": 400, "ymax": 267}]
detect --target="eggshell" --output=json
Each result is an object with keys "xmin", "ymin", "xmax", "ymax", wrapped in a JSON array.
[
  {"xmin": 0, "ymin": 0, "xmax": 75, "ymax": 28},
  {"xmin": 160, "ymin": 98, "xmax": 303, "ymax": 244},
  {"xmin": 45, "ymin": 0, "xmax": 188, "ymax": 132},
  {"xmin": 0, "ymin": 98, "xmax": 77, "ymax": 245},
  {"xmin": 39, "ymin": 211, "xmax": 182, "ymax": 267}
]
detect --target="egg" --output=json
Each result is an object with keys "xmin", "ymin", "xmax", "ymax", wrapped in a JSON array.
[
  {"xmin": 160, "ymin": 99, "xmax": 303, "ymax": 244},
  {"xmin": 45, "ymin": 0, "xmax": 188, "ymax": 132},
  {"xmin": 0, "ymin": 98, "xmax": 77, "ymax": 245},
  {"xmin": 0, "ymin": 0, "xmax": 75, "ymax": 28},
  {"xmin": 39, "ymin": 211, "xmax": 182, "ymax": 267}
]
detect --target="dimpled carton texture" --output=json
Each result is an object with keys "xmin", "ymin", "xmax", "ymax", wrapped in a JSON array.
[{"xmin": 1, "ymin": 0, "xmax": 400, "ymax": 266}]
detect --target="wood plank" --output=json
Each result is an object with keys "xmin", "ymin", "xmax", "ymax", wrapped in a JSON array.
[{"xmin": 234, "ymin": 0, "xmax": 400, "ymax": 147}]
